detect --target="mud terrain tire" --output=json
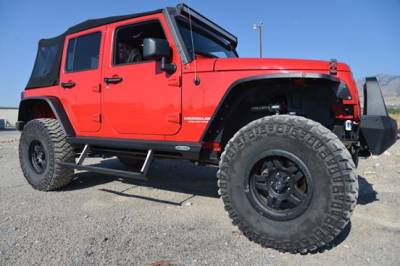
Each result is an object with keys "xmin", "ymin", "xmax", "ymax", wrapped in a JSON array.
[
  {"xmin": 217, "ymin": 115, "xmax": 358, "ymax": 253},
  {"xmin": 19, "ymin": 119, "xmax": 75, "ymax": 191}
]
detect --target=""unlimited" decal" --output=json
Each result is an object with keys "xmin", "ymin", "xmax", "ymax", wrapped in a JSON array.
[{"xmin": 183, "ymin": 116, "xmax": 211, "ymax": 123}]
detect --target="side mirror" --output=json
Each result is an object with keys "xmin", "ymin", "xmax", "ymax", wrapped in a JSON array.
[
  {"xmin": 143, "ymin": 38, "xmax": 171, "ymax": 59},
  {"xmin": 143, "ymin": 38, "xmax": 176, "ymax": 74}
]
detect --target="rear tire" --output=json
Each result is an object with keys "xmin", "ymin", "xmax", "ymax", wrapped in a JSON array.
[
  {"xmin": 19, "ymin": 119, "xmax": 75, "ymax": 191},
  {"xmin": 217, "ymin": 115, "xmax": 358, "ymax": 253}
]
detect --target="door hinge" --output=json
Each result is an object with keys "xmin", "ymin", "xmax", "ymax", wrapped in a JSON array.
[
  {"xmin": 168, "ymin": 76, "xmax": 182, "ymax": 87},
  {"xmin": 92, "ymin": 84, "xmax": 101, "ymax": 92},
  {"xmin": 93, "ymin": 113, "xmax": 102, "ymax": 123},
  {"xmin": 167, "ymin": 113, "xmax": 181, "ymax": 124}
]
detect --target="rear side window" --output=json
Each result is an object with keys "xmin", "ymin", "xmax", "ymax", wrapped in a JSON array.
[
  {"xmin": 65, "ymin": 32, "xmax": 101, "ymax": 72},
  {"xmin": 31, "ymin": 44, "xmax": 59, "ymax": 78}
]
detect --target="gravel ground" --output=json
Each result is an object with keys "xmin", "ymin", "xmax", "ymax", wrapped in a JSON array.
[{"xmin": 1, "ymin": 130, "xmax": 399, "ymax": 266}]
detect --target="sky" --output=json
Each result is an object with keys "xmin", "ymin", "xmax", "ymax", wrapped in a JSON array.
[{"xmin": 0, "ymin": 0, "xmax": 399, "ymax": 106}]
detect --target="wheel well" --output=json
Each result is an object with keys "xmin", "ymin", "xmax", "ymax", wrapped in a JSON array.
[
  {"xmin": 18, "ymin": 97, "xmax": 75, "ymax": 136},
  {"xmin": 203, "ymin": 77, "xmax": 341, "ymax": 148},
  {"xmin": 18, "ymin": 99, "xmax": 56, "ymax": 122}
]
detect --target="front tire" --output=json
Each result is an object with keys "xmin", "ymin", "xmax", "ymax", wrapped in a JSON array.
[
  {"xmin": 218, "ymin": 115, "xmax": 358, "ymax": 253},
  {"xmin": 19, "ymin": 119, "xmax": 75, "ymax": 191}
]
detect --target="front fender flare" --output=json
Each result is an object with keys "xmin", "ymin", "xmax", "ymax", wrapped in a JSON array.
[{"xmin": 201, "ymin": 73, "xmax": 346, "ymax": 142}]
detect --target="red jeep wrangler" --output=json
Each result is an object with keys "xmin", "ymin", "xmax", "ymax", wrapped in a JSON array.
[{"xmin": 17, "ymin": 4, "xmax": 397, "ymax": 253}]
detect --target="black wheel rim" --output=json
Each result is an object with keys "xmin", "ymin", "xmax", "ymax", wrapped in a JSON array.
[
  {"xmin": 246, "ymin": 150, "xmax": 313, "ymax": 221},
  {"xmin": 29, "ymin": 140, "xmax": 47, "ymax": 174}
]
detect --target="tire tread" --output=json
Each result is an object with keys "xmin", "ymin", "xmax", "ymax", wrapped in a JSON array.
[
  {"xmin": 19, "ymin": 119, "xmax": 75, "ymax": 191},
  {"xmin": 217, "ymin": 115, "xmax": 358, "ymax": 254}
]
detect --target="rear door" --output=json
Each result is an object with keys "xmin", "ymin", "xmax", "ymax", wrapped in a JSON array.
[
  {"xmin": 59, "ymin": 27, "xmax": 105, "ymax": 133},
  {"xmin": 102, "ymin": 17, "xmax": 182, "ymax": 136}
]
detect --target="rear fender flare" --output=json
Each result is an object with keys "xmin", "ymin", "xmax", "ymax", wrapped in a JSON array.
[{"xmin": 18, "ymin": 96, "xmax": 75, "ymax": 137}]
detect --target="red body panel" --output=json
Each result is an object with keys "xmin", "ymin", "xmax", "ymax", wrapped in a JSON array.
[
  {"xmin": 60, "ymin": 26, "xmax": 107, "ymax": 133},
  {"xmin": 23, "ymin": 12, "xmax": 361, "ymax": 144},
  {"xmin": 101, "ymin": 14, "xmax": 182, "ymax": 136},
  {"xmin": 213, "ymin": 58, "xmax": 351, "ymax": 72}
]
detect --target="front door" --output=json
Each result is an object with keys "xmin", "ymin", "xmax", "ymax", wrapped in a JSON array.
[
  {"xmin": 102, "ymin": 18, "xmax": 181, "ymax": 136},
  {"xmin": 59, "ymin": 27, "xmax": 105, "ymax": 133}
]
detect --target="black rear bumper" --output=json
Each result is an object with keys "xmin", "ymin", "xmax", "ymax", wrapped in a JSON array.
[{"xmin": 360, "ymin": 77, "xmax": 398, "ymax": 155}]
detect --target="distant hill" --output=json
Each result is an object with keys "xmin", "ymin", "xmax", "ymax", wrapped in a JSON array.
[{"xmin": 357, "ymin": 74, "xmax": 400, "ymax": 108}]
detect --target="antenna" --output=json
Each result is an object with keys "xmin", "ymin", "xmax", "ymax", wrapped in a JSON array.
[
  {"xmin": 186, "ymin": 0, "xmax": 200, "ymax": 85},
  {"xmin": 253, "ymin": 21, "xmax": 263, "ymax": 58}
]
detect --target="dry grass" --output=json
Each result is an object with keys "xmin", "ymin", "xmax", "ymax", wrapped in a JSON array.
[{"xmin": 389, "ymin": 113, "xmax": 400, "ymax": 128}]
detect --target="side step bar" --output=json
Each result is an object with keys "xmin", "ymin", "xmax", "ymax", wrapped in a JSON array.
[
  {"xmin": 60, "ymin": 145, "xmax": 153, "ymax": 181},
  {"xmin": 60, "ymin": 164, "xmax": 150, "ymax": 181}
]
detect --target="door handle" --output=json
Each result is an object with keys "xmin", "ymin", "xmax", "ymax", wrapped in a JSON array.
[
  {"xmin": 104, "ymin": 76, "xmax": 123, "ymax": 84},
  {"xmin": 61, "ymin": 81, "xmax": 76, "ymax": 89}
]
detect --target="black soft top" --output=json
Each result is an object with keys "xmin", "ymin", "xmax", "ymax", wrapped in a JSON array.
[
  {"xmin": 26, "ymin": 9, "xmax": 163, "ymax": 89},
  {"xmin": 26, "ymin": 4, "xmax": 238, "ymax": 89},
  {"xmin": 65, "ymin": 9, "xmax": 163, "ymax": 36}
]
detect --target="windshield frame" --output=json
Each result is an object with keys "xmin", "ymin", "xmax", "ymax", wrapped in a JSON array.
[
  {"xmin": 163, "ymin": 6, "xmax": 239, "ymax": 64},
  {"xmin": 175, "ymin": 17, "xmax": 239, "ymax": 60}
]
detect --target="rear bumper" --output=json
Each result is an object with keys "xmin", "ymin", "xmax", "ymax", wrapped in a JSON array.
[
  {"xmin": 360, "ymin": 115, "xmax": 397, "ymax": 155},
  {"xmin": 359, "ymin": 77, "xmax": 398, "ymax": 155}
]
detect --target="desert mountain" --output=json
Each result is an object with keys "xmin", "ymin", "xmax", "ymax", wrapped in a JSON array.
[{"xmin": 357, "ymin": 74, "xmax": 400, "ymax": 108}]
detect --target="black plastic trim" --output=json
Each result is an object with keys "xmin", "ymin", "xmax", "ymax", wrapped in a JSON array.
[
  {"xmin": 164, "ymin": 8, "xmax": 190, "ymax": 65},
  {"xmin": 67, "ymin": 137, "xmax": 201, "ymax": 160},
  {"xmin": 201, "ymin": 73, "xmax": 341, "ymax": 141},
  {"xmin": 18, "ymin": 96, "xmax": 76, "ymax": 136}
]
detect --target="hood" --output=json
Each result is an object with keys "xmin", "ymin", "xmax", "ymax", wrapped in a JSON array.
[{"xmin": 213, "ymin": 58, "xmax": 351, "ymax": 72}]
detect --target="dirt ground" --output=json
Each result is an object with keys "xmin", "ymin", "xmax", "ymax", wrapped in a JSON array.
[{"xmin": 1, "ymin": 130, "xmax": 399, "ymax": 266}]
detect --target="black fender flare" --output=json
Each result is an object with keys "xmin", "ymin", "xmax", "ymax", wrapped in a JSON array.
[
  {"xmin": 201, "ymin": 73, "xmax": 348, "ymax": 142},
  {"xmin": 17, "ymin": 96, "xmax": 75, "ymax": 137}
]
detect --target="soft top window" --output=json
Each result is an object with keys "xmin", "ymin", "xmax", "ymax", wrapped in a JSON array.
[
  {"xmin": 31, "ymin": 45, "xmax": 58, "ymax": 78},
  {"xmin": 26, "ymin": 36, "xmax": 64, "ymax": 89}
]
